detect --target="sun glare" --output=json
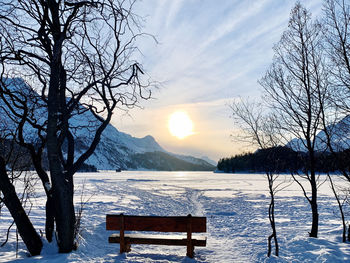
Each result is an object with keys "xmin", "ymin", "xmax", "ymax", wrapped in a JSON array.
[{"xmin": 168, "ymin": 111, "xmax": 194, "ymax": 139}]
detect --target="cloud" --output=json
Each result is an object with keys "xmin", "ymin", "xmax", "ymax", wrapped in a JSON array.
[
  {"xmin": 137, "ymin": 1, "xmax": 292, "ymax": 105},
  {"xmin": 116, "ymin": 0, "xmax": 324, "ymax": 160}
]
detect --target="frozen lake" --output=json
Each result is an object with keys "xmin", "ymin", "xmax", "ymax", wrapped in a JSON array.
[{"xmin": 1, "ymin": 171, "xmax": 350, "ymax": 262}]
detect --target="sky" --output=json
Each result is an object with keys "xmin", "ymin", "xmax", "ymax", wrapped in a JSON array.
[{"xmin": 110, "ymin": 0, "xmax": 323, "ymax": 162}]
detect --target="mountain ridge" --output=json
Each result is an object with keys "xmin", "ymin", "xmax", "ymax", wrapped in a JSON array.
[
  {"xmin": 0, "ymin": 78, "xmax": 215, "ymax": 171},
  {"xmin": 287, "ymin": 115, "xmax": 350, "ymax": 152}
]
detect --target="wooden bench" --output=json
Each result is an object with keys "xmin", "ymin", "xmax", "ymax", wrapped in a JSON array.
[{"xmin": 106, "ymin": 214, "xmax": 207, "ymax": 258}]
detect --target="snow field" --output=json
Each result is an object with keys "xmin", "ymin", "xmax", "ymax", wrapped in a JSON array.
[{"xmin": 1, "ymin": 171, "xmax": 350, "ymax": 262}]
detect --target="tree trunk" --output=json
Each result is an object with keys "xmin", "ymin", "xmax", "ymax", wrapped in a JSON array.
[
  {"xmin": 47, "ymin": 110, "xmax": 75, "ymax": 253},
  {"xmin": 47, "ymin": 108, "xmax": 75, "ymax": 251},
  {"xmin": 310, "ymin": 202, "xmax": 319, "ymax": 238},
  {"xmin": 32, "ymin": 156, "xmax": 55, "ymax": 242},
  {"xmin": 0, "ymin": 157, "xmax": 42, "ymax": 256},
  {"xmin": 45, "ymin": 196, "xmax": 55, "ymax": 242},
  {"xmin": 309, "ymin": 174, "xmax": 318, "ymax": 238},
  {"xmin": 308, "ymin": 149, "xmax": 318, "ymax": 238},
  {"xmin": 51, "ymin": 176, "xmax": 75, "ymax": 253},
  {"xmin": 267, "ymin": 173, "xmax": 279, "ymax": 257},
  {"xmin": 47, "ymin": 45, "xmax": 75, "ymax": 252}
]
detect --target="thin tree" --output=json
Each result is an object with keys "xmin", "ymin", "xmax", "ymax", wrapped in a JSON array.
[
  {"xmin": 0, "ymin": 0, "xmax": 152, "ymax": 252},
  {"xmin": 231, "ymin": 99, "xmax": 282, "ymax": 257},
  {"xmin": 0, "ymin": 128, "xmax": 42, "ymax": 255},
  {"xmin": 0, "ymin": 77, "xmax": 55, "ymax": 242},
  {"xmin": 260, "ymin": 3, "xmax": 329, "ymax": 238},
  {"xmin": 328, "ymin": 174, "xmax": 348, "ymax": 242},
  {"xmin": 321, "ymin": 0, "xmax": 350, "ymax": 241},
  {"xmin": 322, "ymin": 0, "xmax": 350, "ymax": 161}
]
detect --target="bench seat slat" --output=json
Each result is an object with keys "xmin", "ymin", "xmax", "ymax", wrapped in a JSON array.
[
  {"xmin": 106, "ymin": 215, "xmax": 206, "ymax": 233},
  {"xmin": 108, "ymin": 233, "xmax": 207, "ymax": 247}
]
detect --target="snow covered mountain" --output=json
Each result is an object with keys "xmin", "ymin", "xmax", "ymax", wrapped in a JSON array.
[
  {"xmin": 0, "ymin": 78, "xmax": 215, "ymax": 171},
  {"xmin": 72, "ymin": 119, "xmax": 215, "ymax": 170},
  {"xmin": 287, "ymin": 115, "xmax": 350, "ymax": 152}
]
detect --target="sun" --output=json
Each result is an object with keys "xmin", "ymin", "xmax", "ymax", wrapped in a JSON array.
[{"xmin": 168, "ymin": 111, "xmax": 194, "ymax": 139}]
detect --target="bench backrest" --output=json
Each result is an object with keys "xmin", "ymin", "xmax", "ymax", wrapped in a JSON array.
[{"xmin": 106, "ymin": 214, "xmax": 206, "ymax": 233}]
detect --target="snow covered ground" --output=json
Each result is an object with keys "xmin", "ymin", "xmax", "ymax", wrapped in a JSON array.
[{"xmin": 1, "ymin": 171, "xmax": 350, "ymax": 262}]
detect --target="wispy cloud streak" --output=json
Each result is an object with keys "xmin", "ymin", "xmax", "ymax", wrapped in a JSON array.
[{"xmin": 116, "ymin": 0, "xmax": 323, "ymax": 160}]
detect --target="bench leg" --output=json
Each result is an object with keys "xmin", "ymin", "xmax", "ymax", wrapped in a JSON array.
[
  {"xmin": 120, "ymin": 243, "xmax": 131, "ymax": 254},
  {"xmin": 125, "ymin": 243, "xmax": 131, "ymax": 252},
  {"xmin": 120, "ymin": 239, "xmax": 124, "ymax": 254},
  {"xmin": 186, "ymin": 246, "xmax": 194, "ymax": 258},
  {"xmin": 120, "ymin": 241, "xmax": 131, "ymax": 253}
]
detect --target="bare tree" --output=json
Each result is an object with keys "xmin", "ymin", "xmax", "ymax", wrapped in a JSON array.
[
  {"xmin": 321, "ymin": 0, "xmax": 350, "ymax": 161},
  {"xmin": 320, "ymin": 0, "xmax": 350, "ymax": 242},
  {"xmin": 0, "ymin": 78, "xmax": 55, "ymax": 243},
  {"xmin": 0, "ymin": 0, "xmax": 152, "ymax": 253},
  {"xmin": 231, "ymin": 99, "xmax": 282, "ymax": 257},
  {"xmin": 328, "ymin": 174, "xmax": 348, "ymax": 242},
  {"xmin": 0, "ymin": 128, "xmax": 42, "ymax": 255},
  {"xmin": 259, "ymin": 3, "xmax": 329, "ymax": 238}
]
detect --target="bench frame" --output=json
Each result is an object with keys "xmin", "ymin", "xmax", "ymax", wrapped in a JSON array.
[{"xmin": 106, "ymin": 213, "xmax": 206, "ymax": 258}]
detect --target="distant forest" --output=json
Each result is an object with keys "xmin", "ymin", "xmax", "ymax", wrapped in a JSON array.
[
  {"xmin": 130, "ymin": 151, "xmax": 215, "ymax": 171},
  {"xmin": 217, "ymin": 146, "xmax": 350, "ymax": 173},
  {"xmin": 0, "ymin": 139, "xmax": 97, "ymax": 172}
]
